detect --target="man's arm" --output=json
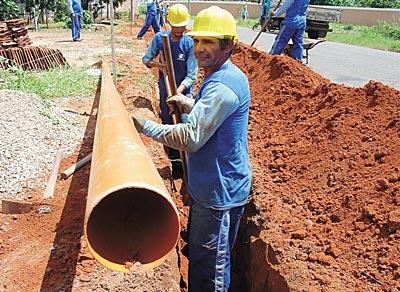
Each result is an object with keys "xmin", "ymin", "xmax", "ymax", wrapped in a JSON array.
[
  {"xmin": 272, "ymin": 0, "xmax": 294, "ymax": 17},
  {"xmin": 143, "ymin": 82, "xmax": 239, "ymax": 152},
  {"xmin": 67, "ymin": 0, "xmax": 74, "ymax": 14},
  {"xmin": 142, "ymin": 34, "xmax": 162, "ymax": 68}
]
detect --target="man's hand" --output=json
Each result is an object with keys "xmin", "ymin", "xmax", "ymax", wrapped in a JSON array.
[
  {"xmin": 130, "ymin": 111, "xmax": 145, "ymax": 133},
  {"xmin": 167, "ymin": 93, "xmax": 194, "ymax": 115},
  {"xmin": 146, "ymin": 60, "xmax": 165, "ymax": 70}
]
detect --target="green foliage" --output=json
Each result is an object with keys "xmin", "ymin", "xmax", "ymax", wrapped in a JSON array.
[
  {"xmin": 53, "ymin": 0, "xmax": 69, "ymax": 22},
  {"xmin": 309, "ymin": 0, "xmax": 353, "ymax": 5},
  {"xmin": 82, "ymin": 9, "xmax": 93, "ymax": 24},
  {"xmin": 0, "ymin": 65, "xmax": 99, "ymax": 99},
  {"xmin": 310, "ymin": 0, "xmax": 400, "ymax": 7},
  {"xmin": 328, "ymin": 22, "xmax": 400, "ymax": 51},
  {"xmin": 343, "ymin": 24, "xmax": 353, "ymax": 30},
  {"xmin": 91, "ymin": 0, "xmax": 126, "ymax": 19},
  {"xmin": 64, "ymin": 10, "xmax": 93, "ymax": 29},
  {"xmin": 368, "ymin": 21, "xmax": 400, "ymax": 40},
  {"xmin": 354, "ymin": 0, "xmax": 400, "ymax": 8},
  {"xmin": 0, "ymin": 0, "xmax": 20, "ymax": 20}
]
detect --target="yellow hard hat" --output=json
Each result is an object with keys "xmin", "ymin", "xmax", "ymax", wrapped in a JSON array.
[
  {"xmin": 167, "ymin": 4, "xmax": 190, "ymax": 27},
  {"xmin": 187, "ymin": 6, "xmax": 238, "ymax": 40}
]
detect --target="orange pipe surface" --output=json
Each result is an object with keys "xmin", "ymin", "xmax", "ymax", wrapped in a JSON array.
[{"xmin": 84, "ymin": 62, "xmax": 180, "ymax": 273}]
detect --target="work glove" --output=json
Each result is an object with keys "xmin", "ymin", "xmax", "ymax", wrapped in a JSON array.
[
  {"xmin": 130, "ymin": 111, "xmax": 145, "ymax": 133},
  {"xmin": 167, "ymin": 93, "xmax": 194, "ymax": 115}
]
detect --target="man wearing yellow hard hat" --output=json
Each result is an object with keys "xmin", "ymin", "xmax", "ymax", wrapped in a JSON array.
[
  {"xmin": 141, "ymin": 4, "xmax": 198, "ymax": 179},
  {"xmin": 132, "ymin": 6, "xmax": 252, "ymax": 291}
]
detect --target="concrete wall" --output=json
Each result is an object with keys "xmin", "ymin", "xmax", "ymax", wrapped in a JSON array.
[
  {"xmin": 166, "ymin": 1, "xmax": 400, "ymax": 26},
  {"xmin": 336, "ymin": 6, "xmax": 400, "ymax": 25}
]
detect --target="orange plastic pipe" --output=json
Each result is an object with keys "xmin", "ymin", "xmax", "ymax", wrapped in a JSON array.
[{"xmin": 84, "ymin": 62, "xmax": 180, "ymax": 273}]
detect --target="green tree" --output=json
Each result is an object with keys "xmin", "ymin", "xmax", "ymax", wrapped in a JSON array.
[
  {"xmin": 310, "ymin": 0, "xmax": 353, "ymax": 5},
  {"xmin": 0, "ymin": 0, "xmax": 20, "ymax": 20},
  {"xmin": 91, "ymin": 0, "xmax": 126, "ymax": 20},
  {"xmin": 310, "ymin": 0, "xmax": 400, "ymax": 7},
  {"xmin": 354, "ymin": 0, "xmax": 400, "ymax": 8}
]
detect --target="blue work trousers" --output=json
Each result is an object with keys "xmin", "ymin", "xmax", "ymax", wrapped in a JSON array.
[
  {"xmin": 71, "ymin": 15, "xmax": 81, "ymax": 41},
  {"xmin": 269, "ymin": 23, "xmax": 305, "ymax": 60},
  {"xmin": 138, "ymin": 13, "xmax": 160, "ymax": 38},
  {"xmin": 188, "ymin": 201, "xmax": 245, "ymax": 292}
]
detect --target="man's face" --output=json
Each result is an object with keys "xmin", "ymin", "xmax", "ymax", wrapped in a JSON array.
[
  {"xmin": 170, "ymin": 26, "xmax": 186, "ymax": 41},
  {"xmin": 192, "ymin": 37, "xmax": 229, "ymax": 74}
]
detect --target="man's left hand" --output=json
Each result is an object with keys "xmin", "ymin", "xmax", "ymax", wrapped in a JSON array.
[{"xmin": 130, "ymin": 111, "xmax": 145, "ymax": 133}]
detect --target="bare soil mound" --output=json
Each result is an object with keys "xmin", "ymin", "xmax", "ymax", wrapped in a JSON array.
[{"xmin": 232, "ymin": 43, "xmax": 400, "ymax": 292}]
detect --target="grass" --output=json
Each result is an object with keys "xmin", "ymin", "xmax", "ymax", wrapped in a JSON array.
[
  {"xmin": 327, "ymin": 22, "xmax": 400, "ymax": 52},
  {"xmin": 0, "ymin": 65, "xmax": 100, "ymax": 99},
  {"xmin": 239, "ymin": 18, "xmax": 400, "ymax": 52}
]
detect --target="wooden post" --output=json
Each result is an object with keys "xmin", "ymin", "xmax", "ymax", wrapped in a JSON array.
[
  {"xmin": 43, "ymin": 149, "xmax": 63, "ymax": 199},
  {"xmin": 161, "ymin": 35, "xmax": 189, "ymax": 189}
]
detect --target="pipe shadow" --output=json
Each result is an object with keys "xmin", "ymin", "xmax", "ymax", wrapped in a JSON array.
[{"xmin": 39, "ymin": 79, "xmax": 100, "ymax": 292}]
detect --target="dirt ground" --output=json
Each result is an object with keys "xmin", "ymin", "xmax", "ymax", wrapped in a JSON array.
[{"xmin": 0, "ymin": 19, "xmax": 399, "ymax": 292}]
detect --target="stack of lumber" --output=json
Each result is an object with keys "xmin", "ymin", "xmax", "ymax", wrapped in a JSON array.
[
  {"xmin": 0, "ymin": 22, "xmax": 15, "ymax": 48},
  {"xmin": 0, "ymin": 18, "xmax": 68, "ymax": 70},
  {"xmin": 0, "ymin": 46, "xmax": 69, "ymax": 70},
  {"xmin": 0, "ymin": 18, "xmax": 32, "ymax": 49}
]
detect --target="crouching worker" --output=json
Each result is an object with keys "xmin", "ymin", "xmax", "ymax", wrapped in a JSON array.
[
  {"xmin": 131, "ymin": 6, "xmax": 252, "ymax": 291},
  {"xmin": 141, "ymin": 3, "xmax": 197, "ymax": 179}
]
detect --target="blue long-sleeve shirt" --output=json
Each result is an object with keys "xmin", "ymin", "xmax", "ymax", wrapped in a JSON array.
[
  {"xmin": 67, "ymin": 0, "xmax": 82, "ymax": 16},
  {"xmin": 142, "ymin": 31, "xmax": 197, "ymax": 96},
  {"xmin": 273, "ymin": 0, "xmax": 309, "ymax": 28},
  {"xmin": 143, "ymin": 60, "xmax": 252, "ymax": 209}
]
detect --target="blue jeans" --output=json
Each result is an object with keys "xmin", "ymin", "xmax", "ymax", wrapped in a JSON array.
[
  {"xmin": 137, "ymin": 13, "xmax": 160, "ymax": 38},
  {"xmin": 269, "ymin": 23, "xmax": 305, "ymax": 60},
  {"xmin": 188, "ymin": 201, "xmax": 245, "ymax": 292},
  {"xmin": 71, "ymin": 15, "xmax": 81, "ymax": 41}
]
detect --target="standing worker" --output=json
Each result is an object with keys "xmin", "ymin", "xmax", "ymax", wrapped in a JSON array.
[
  {"xmin": 137, "ymin": 0, "xmax": 160, "ymax": 39},
  {"xmin": 131, "ymin": 6, "xmax": 252, "ymax": 291},
  {"xmin": 260, "ymin": 0, "xmax": 272, "ymax": 26},
  {"xmin": 141, "ymin": 3, "xmax": 198, "ymax": 179},
  {"xmin": 158, "ymin": 2, "xmax": 165, "ymax": 28},
  {"xmin": 269, "ymin": 0, "xmax": 310, "ymax": 60},
  {"xmin": 67, "ymin": 0, "xmax": 83, "ymax": 42},
  {"xmin": 241, "ymin": 7, "xmax": 248, "ymax": 20}
]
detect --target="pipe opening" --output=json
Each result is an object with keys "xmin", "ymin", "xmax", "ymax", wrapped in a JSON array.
[{"xmin": 86, "ymin": 187, "xmax": 180, "ymax": 268}]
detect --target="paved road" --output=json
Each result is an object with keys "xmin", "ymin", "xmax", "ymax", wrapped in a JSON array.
[{"xmin": 236, "ymin": 26, "xmax": 400, "ymax": 91}]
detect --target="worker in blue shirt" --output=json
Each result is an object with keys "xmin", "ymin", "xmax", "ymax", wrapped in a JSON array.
[
  {"xmin": 141, "ymin": 4, "xmax": 198, "ymax": 179},
  {"xmin": 137, "ymin": 0, "xmax": 160, "ymax": 39},
  {"xmin": 269, "ymin": 0, "xmax": 310, "ymax": 60},
  {"xmin": 260, "ymin": 0, "xmax": 272, "ymax": 25},
  {"xmin": 67, "ymin": 0, "xmax": 83, "ymax": 41},
  {"xmin": 241, "ymin": 7, "xmax": 248, "ymax": 20},
  {"xmin": 131, "ymin": 6, "xmax": 252, "ymax": 291}
]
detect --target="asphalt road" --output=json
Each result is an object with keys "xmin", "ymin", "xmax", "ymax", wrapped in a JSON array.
[{"xmin": 236, "ymin": 26, "xmax": 400, "ymax": 91}]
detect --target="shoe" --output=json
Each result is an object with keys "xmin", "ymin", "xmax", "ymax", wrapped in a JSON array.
[
  {"xmin": 137, "ymin": 36, "xmax": 142, "ymax": 39},
  {"xmin": 73, "ymin": 38, "xmax": 82, "ymax": 42},
  {"xmin": 171, "ymin": 160, "xmax": 183, "ymax": 179}
]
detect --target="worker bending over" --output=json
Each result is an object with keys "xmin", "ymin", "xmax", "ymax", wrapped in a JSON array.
[
  {"xmin": 269, "ymin": 0, "xmax": 310, "ymax": 60},
  {"xmin": 137, "ymin": 0, "xmax": 160, "ymax": 39},
  {"xmin": 131, "ymin": 6, "xmax": 252, "ymax": 291}
]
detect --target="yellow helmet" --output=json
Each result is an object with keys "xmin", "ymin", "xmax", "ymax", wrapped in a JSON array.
[
  {"xmin": 167, "ymin": 4, "xmax": 190, "ymax": 27},
  {"xmin": 187, "ymin": 6, "xmax": 238, "ymax": 40}
]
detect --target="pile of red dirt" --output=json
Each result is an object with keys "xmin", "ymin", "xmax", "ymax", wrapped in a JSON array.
[{"xmin": 231, "ymin": 43, "xmax": 400, "ymax": 292}]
